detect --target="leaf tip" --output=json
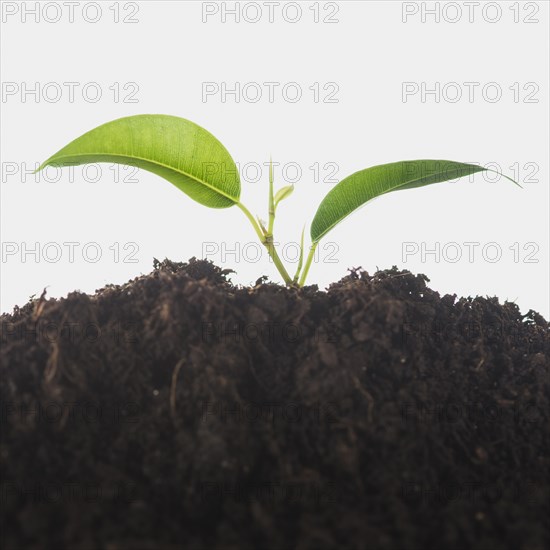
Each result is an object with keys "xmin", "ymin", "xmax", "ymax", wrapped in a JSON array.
[{"xmin": 33, "ymin": 161, "xmax": 47, "ymax": 174}]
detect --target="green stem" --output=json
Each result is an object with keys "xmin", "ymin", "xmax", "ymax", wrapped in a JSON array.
[
  {"xmin": 292, "ymin": 226, "xmax": 306, "ymax": 283},
  {"xmin": 298, "ymin": 241, "xmax": 318, "ymax": 287},
  {"xmin": 237, "ymin": 202, "xmax": 292, "ymax": 285},
  {"xmin": 237, "ymin": 201, "xmax": 265, "ymax": 242},
  {"xmin": 267, "ymin": 158, "xmax": 275, "ymax": 235},
  {"xmin": 265, "ymin": 239, "xmax": 292, "ymax": 285}
]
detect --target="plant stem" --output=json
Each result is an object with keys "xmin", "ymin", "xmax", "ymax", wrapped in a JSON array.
[
  {"xmin": 265, "ymin": 239, "xmax": 292, "ymax": 285},
  {"xmin": 267, "ymin": 158, "xmax": 275, "ymax": 235},
  {"xmin": 237, "ymin": 201, "xmax": 265, "ymax": 242},
  {"xmin": 292, "ymin": 226, "xmax": 305, "ymax": 284},
  {"xmin": 298, "ymin": 241, "xmax": 318, "ymax": 287},
  {"xmin": 237, "ymin": 202, "xmax": 292, "ymax": 285}
]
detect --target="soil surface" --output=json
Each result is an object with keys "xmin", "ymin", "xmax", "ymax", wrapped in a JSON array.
[{"xmin": 1, "ymin": 258, "xmax": 548, "ymax": 550}]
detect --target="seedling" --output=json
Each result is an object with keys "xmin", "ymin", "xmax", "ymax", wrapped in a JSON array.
[{"xmin": 37, "ymin": 115, "xmax": 519, "ymax": 287}]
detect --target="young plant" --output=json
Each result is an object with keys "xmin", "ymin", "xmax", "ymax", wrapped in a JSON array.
[{"xmin": 37, "ymin": 115, "xmax": 519, "ymax": 287}]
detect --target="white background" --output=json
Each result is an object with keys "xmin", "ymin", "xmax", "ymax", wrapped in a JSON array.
[{"xmin": 1, "ymin": 1, "xmax": 549, "ymax": 318}]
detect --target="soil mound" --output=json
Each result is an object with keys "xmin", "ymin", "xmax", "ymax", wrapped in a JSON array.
[{"xmin": 1, "ymin": 258, "xmax": 548, "ymax": 549}]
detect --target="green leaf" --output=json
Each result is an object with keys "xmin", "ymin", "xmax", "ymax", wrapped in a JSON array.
[
  {"xmin": 274, "ymin": 185, "xmax": 294, "ymax": 208},
  {"xmin": 310, "ymin": 160, "xmax": 515, "ymax": 243},
  {"xmin": 37, "ymin": 114, "xmax": 240, "ymax": 208}
]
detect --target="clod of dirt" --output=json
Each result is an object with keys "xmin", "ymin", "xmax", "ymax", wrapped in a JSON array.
[{"xmin": 1, "ymin": 258, "xmax": 548, "ymax": 550}]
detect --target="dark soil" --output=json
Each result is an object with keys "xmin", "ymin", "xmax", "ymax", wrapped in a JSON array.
[{"xmin": 1, "ymin": 258, "xmax": 548, "ymax": 550}]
